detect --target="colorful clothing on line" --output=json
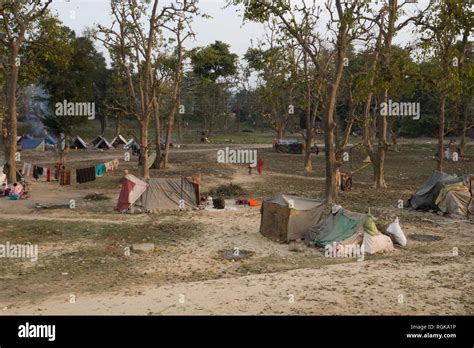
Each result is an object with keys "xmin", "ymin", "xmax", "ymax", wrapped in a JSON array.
[
  {"xmin": 59, "ymin": 170, "xmax": 71, "ymax": 186},
  {"xmin": 76, "ymin": 166, "xmax": 96, "ymax": 184},
  {"xmin": 95, "ymin": 163, "xmax": 106, "ymax": 177}
]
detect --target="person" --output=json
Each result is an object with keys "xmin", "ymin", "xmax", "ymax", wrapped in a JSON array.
[
  {"xmin": 10, "ymin": 182, "xmax": 22, "ymax": 200},
  {"xmin": 0, "ymin": 183, "xmax": 8, "ymax": 196},
  {"xmin": 257, "ymin": 158, "xmax": 264, "ymax": 175}
]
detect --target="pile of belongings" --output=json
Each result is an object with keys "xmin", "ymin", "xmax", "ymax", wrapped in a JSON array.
[
  {"xmin": 236, "ymin": 199, "xmax": 261, "ymax": 207},
  {"xmin": 407, "ymin": 170, "xmax": 473, "ymax": 218},
  {"xmin": 305, "ymin": 205, "xmax": 395, "ymax": 255},
  {"xmin": 274, "ymin": 139, "xmax": 303, "ymax": 154}
]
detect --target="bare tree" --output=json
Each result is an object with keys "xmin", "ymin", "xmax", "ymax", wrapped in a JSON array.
[{"xmin": 0, "ymin": 0, "xmax": 52, "ymax": 182}]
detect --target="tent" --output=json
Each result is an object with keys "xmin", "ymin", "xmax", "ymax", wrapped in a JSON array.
[
  {"xmin": 124, "ymin": 138, "xmax": 136, "ymax": 149},
  {"xmin": 111, "ymin": 134, "xmax": 128, "ymax": 148},
  {"xmin": 116, "ymin": 175, "xmax": 199, "ymax": 213},
  {"xmin": 116, "ymin": 175, "xmax": 149, "ymax": 212},
  {"xmin": 275, "ymin": 139, "xmax": 303, "ymax": 154},
  {"xmin": 44, "ymin": 134, "xmax": 58, "ymax": 145},
  {"xmin": 259, "ymin": 194, "xmax": 325, "ymax": 243},
  {"xmin": 70, "ymin": 136, "xmax": 88, "ymax": 149},
  {"xmin": 305, "ymin": 207, "xmax": 395, "ymax": 254},
  {"xmin": 434, "ymin": 175, "xmax": 473, "ymax": 217},
  {"xmin": 408, "ymin": 170, "xmax": 462, "ymax": 211},
  {"xmin": 21, "ymin": 138, "xmax": 45, "ymax": 152},
  {"xmin": 305, "ymin": 208, "xmax": 367, "ymax": 247},
  {"xmin": 94, "ymin": 137, "xmax": 113, "ymax": 150}
]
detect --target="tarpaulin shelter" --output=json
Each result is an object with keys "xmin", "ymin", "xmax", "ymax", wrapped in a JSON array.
[
  {"xmin": 117, "ymin": 175, "xmax": 199, "ymax": 213},
  {"xmin": 111, "ymin": 134, "xmax": 128, "ymax": 148},
  {"xmin": 306, "ymin": 208, "xmax": 367, "ymax": 247},
  {"xmin": 94, "ymin": 137, "xmax": 113, "ymax": 150},
  {"xmin": 70, "ymin": 136, "xmax": 88, "ymax": 149},
  {"xmin": 44, "ymin": 134, "xmax": 58, "ymax": 145},
  {"xmin": 259, "ymin": 194, "xmax": 325, "ymax": 243},
  {"xmin": 21, "ymin": 138, "xmax": 45, "ymax": 152},
  {"xmin": 408, "ymin": 171, "xmax": 462, "ymax": 211}
]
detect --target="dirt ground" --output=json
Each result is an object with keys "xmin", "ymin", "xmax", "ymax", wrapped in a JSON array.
[{"xmin": 0, "ymin": 139, "xmax": 473, "ymax": 315}]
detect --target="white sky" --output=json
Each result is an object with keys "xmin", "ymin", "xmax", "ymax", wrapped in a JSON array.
[{"xmin": 49, "ymin": 0, "xmax": 468, "ymax": 66}]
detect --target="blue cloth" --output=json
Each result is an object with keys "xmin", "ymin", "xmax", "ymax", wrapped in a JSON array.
[{"xmin": 95, "ymin": 163, "xmax": 106, "ymax": 177}]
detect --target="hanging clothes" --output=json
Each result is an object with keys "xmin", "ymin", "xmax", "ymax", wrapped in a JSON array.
[
  {"xmin": 33, "ymin": 165, "xmax": 39, "ymax": 180},
  {"xmin": 59, "ymin": 169, "xmax": 71, "ymax": 186},
  {"xmin": 95, "ymin": 163, "xmax": 106, "ymax": 177},
  {"xmin": 22, "ymin": 163, "xmax": 33, "ymax": 177},
  {"xmin": 112, "ymin": 159, "xmax": 119, "ymax": 170},
  {"xmin": 76, "ymin": 166, "xmax": 96, "ymax": 184}
]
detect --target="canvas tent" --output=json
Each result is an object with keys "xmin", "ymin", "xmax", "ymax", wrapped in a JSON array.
[
  {"xmin": 408, "ymin": 171, "xmax": 462, "ymax": 211},
  {"xmin": 124, "ymin": 138, "xmax": 136, "ymax": 149},
  {"xmin": 94, "ymin": 137, "xmax": 113, "ymax": 150},
  {"xmin": 408, "ymin": 171, "xmax": 473, "ymax": 217},
  {"xmin": 111, "ymin": 134, "xmax": 127, "ymax": 148},
  {"xmin": 259, "ymin": 194, "xmax": 325, "ymax": 243},
  {"xmin": 21, "ymin": 138, "xmax": 45, "ymax": 152},
  {"xmin": 70, "ymin": 136, "xmax": 88, "ymax": 149},
  {"xmin": 116, "ymin": 175, "xmax": 199, "ymax": 213}
]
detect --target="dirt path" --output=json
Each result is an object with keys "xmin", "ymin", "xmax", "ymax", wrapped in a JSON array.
[{"xmin": 4, "ymin": 256, "xmax": 471, "ymax": 315}]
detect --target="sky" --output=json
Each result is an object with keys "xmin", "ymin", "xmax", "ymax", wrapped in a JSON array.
[{"xmin": 49, "ymin": 0, "xmax": 471, "ymax": 66}]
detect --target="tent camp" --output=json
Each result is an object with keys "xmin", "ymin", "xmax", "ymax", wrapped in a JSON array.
[
  {"xmin": 94, "ymin": 136, "xmax": 113, "ymax": 150},
  {"xmin": 259, "ymin": 194, "xmax": 325, "ymax": 243},
  {"xmin": 70, "ymin": 136, "xmax": 88, "ymax": 149},
  {"xmin": 21, "ymin": 138, "xmax": 45, "ymax": 152},
  {"xmin": 408, "ymin": 171, "xmax": 473, "ymax": 217},
  {"xmin": 111, "ymin": 134, "xmax": 128, "ymax": 148},
  {"xmin": 305, "ymin": 207, "xmax": 395, "ymax": 254},
  {"xmin": 116, "ymin": 175, "xmax": 199, "ymax": 213}
]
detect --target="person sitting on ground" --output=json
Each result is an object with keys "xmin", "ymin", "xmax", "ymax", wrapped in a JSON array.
[
  {"xmin": 2, "ymin": 183, "xmax": 11, "ymax": 197},
  {"xmin": 0, "ymin": 183, "xmax": 7, "ymax": 196},
  {"xmin": 10, "ymin": 182, "xmax": 23, "ymax": 200}
]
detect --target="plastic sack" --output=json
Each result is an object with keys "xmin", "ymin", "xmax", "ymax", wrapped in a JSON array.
[
  {"xmin": 362, "ymin": 232, "xmax": 395, "ymax": 254},
  {"xmin": 386, "ymin": 217, "xmax": 407, "ymax": 247}
]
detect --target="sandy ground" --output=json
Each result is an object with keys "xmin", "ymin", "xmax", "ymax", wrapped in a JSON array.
[{"xmin": 0, "ymin": 143, "xmax": 473, "ymax": 315}]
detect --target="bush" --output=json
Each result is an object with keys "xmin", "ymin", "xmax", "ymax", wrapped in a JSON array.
[{"xmin": 208, "ymin": 183, "xmax": 246, "ymax": 198}]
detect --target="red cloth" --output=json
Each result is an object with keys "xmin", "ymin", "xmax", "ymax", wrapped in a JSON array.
[
  {"xmin": 257, "ymin": 159, "xmax": 264, "ymax": 175},
  {"xmin": 116, "ymin": 178, "xmax": 135, "ymax": 211},
  {"xmin": 46, "ymin": 168, "xmax": 51, "ymax": 182}
]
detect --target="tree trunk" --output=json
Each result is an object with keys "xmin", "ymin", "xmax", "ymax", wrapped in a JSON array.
[
  {"xmin": 115, "ymin": 114, "xmax": 122, "ymax": 136},
  {"xmin": 153, "ymin": 92, "xmax": 162, "ymax": 169},
  {"xmin": 140, "ymin": 121, "xmax": 149, "ymax": 178},
  {"xmin": 437, "ymin": 94, "xmax": 446, "ymax": 171},
  {"xmin": 374, "ymin": 90, "xmax": 388, "ymax": 188},
  {"xmin": 5, "ymin": 50, "xmax": 19, "ymax": 183},
  {"xmin": 459, "ymin": 98, "xmax": 468, "ymax": 158}
]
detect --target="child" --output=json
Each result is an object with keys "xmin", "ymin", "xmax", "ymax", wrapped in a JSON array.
[
  {"xmin": 0, "ymin": 183, "xmax": 7, "ymax": 196},
  {"xmin": 10, "ymin": 182, "xmax": 22, "ymax": 200}
]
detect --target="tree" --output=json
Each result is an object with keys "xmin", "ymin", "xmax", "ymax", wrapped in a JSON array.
[{"xmin": 0, "ymin": 0, "xmax": 52, "ymax": 182}]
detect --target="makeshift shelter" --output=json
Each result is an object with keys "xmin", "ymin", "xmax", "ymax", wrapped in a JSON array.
[
  {"xmin": 275, "ymin": 139, "xmax": 303, "ymax": 154},
  {"xmin": 44, "ymin": 134, "xmax": 58, "ymax": 145},
  {"xmin": 116, "ymin": 175, "xmax": 149, "ymax": 212},
  {"xmin": 259, "ymin": 194, "xmax": 325, "ymax": 243},
  {"xmin": 305, "ymin": 207, "xmax": 394, "ymax": 254},
  {"xmin": 408, "ymin": 170, "xmax": 462, "ymax": 211},
  {"xmin": 70, "ymin": 136, "xmax": 88, "ymax": 149},
  {"xmin": 111, "ymin": 134, "xmax": 128, "ymax": 148},
  {"xmin": 124, "ymin": 138, "xmax": 136, "ymax": 149},
  {"xmin": 306, "ymin": 208, "xmax": 367, "ymax": 247},
  {"xmin": 94, "ymin": 137, "xmax": 113, "ymax": 150},
  {"xmin": 435, "ymin": 175, "xmax": 473, "ymax": 217},
  {"xmin": 21, "ymin": 138, "xmax": 45, "ymax": 152},
  {"xmin": 116, "ymin": 175, "xmax": 199, "ymax": 213}
]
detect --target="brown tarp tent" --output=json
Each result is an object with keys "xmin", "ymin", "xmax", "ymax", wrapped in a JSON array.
[
  {"xmin": 259, "ymin": 194, "xmax": 325, "ymax": 243},
  {"xmin": 133, "ymin": 177, "xmax": 199, "ymax": 212}
]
